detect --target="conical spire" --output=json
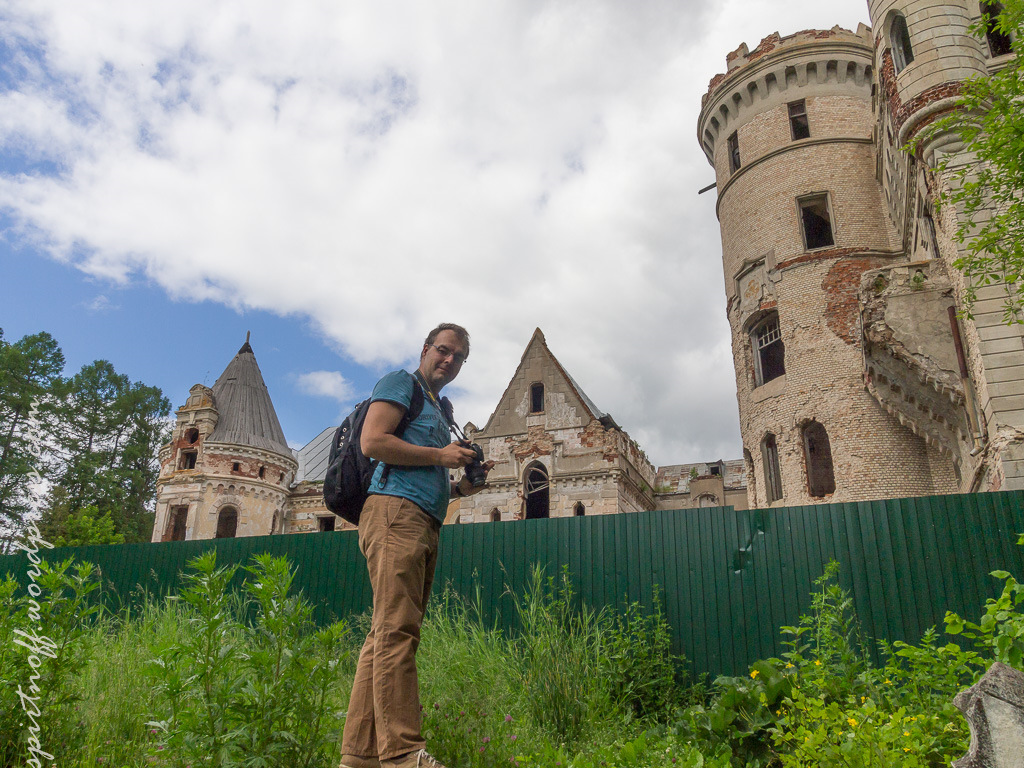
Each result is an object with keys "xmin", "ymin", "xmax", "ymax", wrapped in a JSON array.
[{"xmin": 208, "ymin": 334, "xmax": 291, "ymax": 456}]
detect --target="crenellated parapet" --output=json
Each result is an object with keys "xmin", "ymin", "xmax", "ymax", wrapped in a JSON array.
[{"xmin": 698, "ymin": 25, "xmax": 874, "ymax": 166}]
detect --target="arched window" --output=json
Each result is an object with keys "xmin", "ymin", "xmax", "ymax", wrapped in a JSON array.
[
  {"xmin": 490, "ymin": 508, "xmax": 501, "ymax": 522},
  {"xmin": 750, "ymin": 312, "xmax": 785, "ymax": 386},
  {"xmin": 697, "ymin": 494, "xmax": 718, "ymax": 508},
  {"xmin": 983, "ymin": 3, "xmax": 1013, "ymax": 56},
  {"xmin": 573, "ymin": 502, "xmax": 585, "ymax": 517},
  {"xmin": 524, "ymin": 462, "xmax": 550, "ymax": 519},
  {"xmin": 802, "ymin": 421, "xmax": 836, "ymax": 497},
  {"xmin": 761, "ymin": 434, "xmax": 783, "ymax": 504},
  {"xmin": 185, "ymin": 428, "xmax": 199, "ymax": 444},
  {"xmin": 890, "ymin": 15, "xmax": 915, "ymax": 73},
  {"xmin": 215, "ymin": 506, "xmax": 238, "ymax": 539}
]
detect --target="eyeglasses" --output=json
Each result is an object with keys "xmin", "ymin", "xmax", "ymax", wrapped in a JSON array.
[{"xmin": 429, "ymin": 344, "xmax": 468, "ymax": 365}]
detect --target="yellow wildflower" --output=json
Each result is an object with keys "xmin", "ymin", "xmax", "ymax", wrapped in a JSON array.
[
  {"xmin": 751, "ymin": 669, "xmax": 760, "ymax": 679},
  {"xmin": 786, "ymin": 663, "xmax": 794, "ymax": 669},
  {"xmin": 904, "ymin": 731, "xmax": 910, "ymax": 737},
  {"xmin": 814, "ymin": 660, "xmax": 822, "ymax": 667},
  {"xmin": 847, "ymin": 718, "xmax": 857, "ymax": 728},
  {"xmin": 884, "ymin": 679, "xmax": 892, "ymax": 685},
  {"xmin": 904, "ymin": 748, "xmax": 911, "ymax": 753}
]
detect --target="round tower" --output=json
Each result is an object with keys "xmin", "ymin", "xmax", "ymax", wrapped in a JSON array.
[
  {"xmin": 153, "ymin": 336, "xmax": 298, "ymax": 541},
  {"xmin": 868, "ymin": 0, "xmax": 990, "ymax": 152},
  {"xmin": 697, "ymin": 26, "xmax": 958, "ymax": 507}
]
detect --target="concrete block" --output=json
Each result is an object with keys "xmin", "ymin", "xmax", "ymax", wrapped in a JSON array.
[{"xmin": 953, "ymin": 662, "xmax": 1024, "ymax": 768}]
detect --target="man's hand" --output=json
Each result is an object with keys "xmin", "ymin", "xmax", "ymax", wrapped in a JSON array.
[
  {"xmin": 438, "ymin": 442, "xmax": 479, "ymax": 469},
  {"xmin": 455, "ymin": 460, "xmax": 496, "ymax": 497}
]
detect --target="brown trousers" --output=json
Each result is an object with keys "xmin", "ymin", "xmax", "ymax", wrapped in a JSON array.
[{"xmin": 341, "ymin": 495, "xmax": 440, "ymax": 761}]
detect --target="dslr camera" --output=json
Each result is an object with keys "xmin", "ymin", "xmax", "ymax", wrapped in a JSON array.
[{"xmin": 460, "ymin": 441, "xmax": 487, "ymax": 487}]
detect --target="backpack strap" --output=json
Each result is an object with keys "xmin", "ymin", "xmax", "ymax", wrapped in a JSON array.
[{"xmin": 377, "ymin": 373, "xmax": 425, "ymax": 487}]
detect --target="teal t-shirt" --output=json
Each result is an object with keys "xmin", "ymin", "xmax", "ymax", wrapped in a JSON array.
[{"xmin": 368, "ymin": 370, "xmax": 452, "ymax": 521}]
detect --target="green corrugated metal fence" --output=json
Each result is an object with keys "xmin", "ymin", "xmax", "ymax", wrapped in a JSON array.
[{"xmin": 3, "ymin": 491, "xmax": 1023, "ymax": 679}]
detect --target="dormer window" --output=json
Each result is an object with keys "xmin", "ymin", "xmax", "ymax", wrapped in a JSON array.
[
  {"xmin": 179, "ymin": 450, "xmax": 197, "ymax": 470},
  {"xmin": 185, "ymin": 428, "xmax": 199, "ymax": 444}
]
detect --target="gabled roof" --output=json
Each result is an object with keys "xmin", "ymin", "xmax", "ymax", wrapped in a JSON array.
[
  {"xmin": 479, "ymin": 328, "xmax": 614, "ymax": 434},
  {"xmin": 208, "ymin": 336, "xmax": 292, "ymax": 457}
]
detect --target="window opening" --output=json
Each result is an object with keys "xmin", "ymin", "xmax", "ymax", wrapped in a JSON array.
[
  {"xmin": 530, "ymin": 383, "xmax": 544, "ymax": 413},
  {"xmin": 751, "ymin": 312, "xmax": 786, "ymax": 386},
  {"xmin": 799, "ymin": 194, "xmax": 835, "ymax": 250},
  {"xmin": 788, "ymin": 100, "xmax": 810, "ymax": 140},
  {"xmin": 573, "ymin": 502, "xmax": 585, "ymax": 516},
  {"xmin": 727, "ymin": 132, "xmax": 741, "ymax": 174},
  {"xmin": 179, "ymin": 450, "xmax": 197, "ymax": 470},
  {"xmin": 232, "ymin": 462, "xmax": 241, "ymax": 472},
  {"xmin": 166, "ymin": 505, "xmax": 188, "ymax": 542},
  {"xmin": 318, "ymin": 515, "xmax": 336, "ymax": 532},
  {"xmin": 185, "ymin": 428, "xmax": 199, "ymax": 444},
  {"xmin": 698, "ymin": 494, "xmax": 718, "ymax": 508},
  {"xmin": 215, "ymin": 506, "xmax": 238, "ymax": 539},
  {"xmin": 890, "ymin": 15, "xmax": 914, "ymax": 73},
  {"xmin": 709, "ymin": 464, "xmax": 722, "ymax": 476},
  {"xmin": 524, "ymin": 462, "xmax": 550, "ymax": 519},
  {"xmin": 259, "ymin": 466, "xmax": 265, "ymax": 479},
  {"xmin": 762, "ymin": 434, "xmax": 783, "ymax": 504},
  {"xmin": 490, "ymin": 508, "xmax": 501, "ymax": 522},
  {"xmin": 802, "ymin": 421, "xmax": 836, "ymax": 497},
  {"xmin": 983, "ymin": 3, "xmax": 1013, "ymax": 56}
]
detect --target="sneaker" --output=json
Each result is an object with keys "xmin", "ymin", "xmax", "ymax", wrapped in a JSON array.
[
  {"xmin": 340, "ymin": 755, "xmax": 381, "ymax": 768},
  {"xmin": 381, "ymin": 749, "xmax": 448, "ymax": 768}
]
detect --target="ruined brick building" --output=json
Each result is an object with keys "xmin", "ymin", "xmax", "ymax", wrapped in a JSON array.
[
  {"xmin": 697, "ymin": 0, "xmax": 1024, "ymax": 506},
  {"xmin": 152, "ymin": 330, "xmax": 746, "ymax": 541}
]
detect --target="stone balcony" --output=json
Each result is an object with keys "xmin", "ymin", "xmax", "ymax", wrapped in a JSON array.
[{"xmin": 860, "ymin": 261, "xmax": 974, "ymax": 462}]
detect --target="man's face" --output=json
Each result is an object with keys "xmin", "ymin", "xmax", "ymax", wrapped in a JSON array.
[{"xmin": 419, "ymin": 329, "xmax": 468, "ymax": 393}]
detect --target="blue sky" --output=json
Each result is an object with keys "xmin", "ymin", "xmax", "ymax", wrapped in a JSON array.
[
  {"xmin": 2, "ymin": 234, "xmax": 370, "ymax": 448},
  {"xmin": 0, "ymin": 0, "xmax": 872, "ymax": 465}
]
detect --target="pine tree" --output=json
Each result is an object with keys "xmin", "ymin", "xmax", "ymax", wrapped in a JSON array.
[
  {"xmin": 0, "ymin": 329, "xmax": 64, "ymax": 550},
  {"xmin": 41, "ymin": 360, "xmax": 171, "ymax": 544}
]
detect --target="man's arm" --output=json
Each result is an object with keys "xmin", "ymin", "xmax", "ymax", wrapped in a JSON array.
[{"xmin": 361, "ymin": 400, "xmax": 476, "ymax": 469}]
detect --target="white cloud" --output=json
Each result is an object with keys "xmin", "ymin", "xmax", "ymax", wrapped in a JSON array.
[
  {"xmin": 0, "ymin": 0, "xmax": 871, "ymax": 466},
  {"xmin": 295, "ymin": 370, "xmax": 353, "ymax": 403}
]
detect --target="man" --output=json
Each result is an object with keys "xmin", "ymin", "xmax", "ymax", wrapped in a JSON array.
[{"xmin": 341, "ymin": 323, "xmax": 493, "ymax": 768}]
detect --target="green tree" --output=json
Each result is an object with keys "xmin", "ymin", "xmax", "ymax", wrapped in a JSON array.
[
  {"xmin": 41, "ymin": 360, "xmax": 170, "ymax": 543},
  {"xmin": 924, "ymin": 0, "xmax": 1024, "ymax": 322},
  {"xmin": 0, "ymin": 329, "xmax": 64, "ymax": 549},
  {"xmin": 48, "ymin": 504, "xmax": 126, "ymax": 547}
]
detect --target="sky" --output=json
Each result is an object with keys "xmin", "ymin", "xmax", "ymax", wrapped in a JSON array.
[{"xmin": 0, "ymin": 0, "xmax": 872, "ymax": 468}]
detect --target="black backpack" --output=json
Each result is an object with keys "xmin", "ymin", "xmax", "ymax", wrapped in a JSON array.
[{"xmin": 322, "ymin": 375, "xmax": 424, "ymax": 525}]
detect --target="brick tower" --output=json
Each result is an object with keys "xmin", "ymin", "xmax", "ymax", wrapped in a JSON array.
[
  {"xmin": 153, "ymin": 334, "xmax": 298, "ymax": 541},
  {"xmin": 697, "ymin": 25, "xmax": 958, "ymax": 507},
  {"xmin": 865, "ymin": 0, "xmax": 1024, "ymax": 491}
]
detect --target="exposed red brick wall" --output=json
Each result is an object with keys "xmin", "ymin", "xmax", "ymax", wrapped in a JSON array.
[
  {"xmin": 823, "ymin": 257, "xmax": 889, "ymax": 344},
  {"xmin": 878, "ymin": 49, "xmax": 962, "ymax": 141}
]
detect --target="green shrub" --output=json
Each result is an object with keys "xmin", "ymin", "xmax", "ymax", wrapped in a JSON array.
[
  {"xmin": 145, "ymin": 550, "xmax": 350, "ymax": 768},
  {"xmin": 1, "ymin": 558, "xmax": 103, "ymax": 766},
  {"xmin": 945, "ymin": 532, "xmax": 1024, "ymax": 670}
]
